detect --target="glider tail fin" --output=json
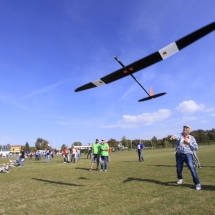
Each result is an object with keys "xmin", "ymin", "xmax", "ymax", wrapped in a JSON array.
[{"xmin": 150, "ymin": 87, "xmax": 154, "ymax": 97}]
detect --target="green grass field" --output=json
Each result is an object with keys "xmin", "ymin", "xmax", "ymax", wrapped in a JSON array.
[{"xmin": 0, "ymin": 146, "xmax": 215, "ymax": 215}]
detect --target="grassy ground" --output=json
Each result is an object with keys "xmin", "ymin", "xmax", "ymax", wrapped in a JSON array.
[{"xmin": 0, "ymin": 146, "xmax": 215, "ymax": 215}]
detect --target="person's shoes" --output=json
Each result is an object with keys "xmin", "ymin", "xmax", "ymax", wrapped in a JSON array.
[
  {"xmin": 63, "ymin": 162, "xmax": 66, "ymax": 163},
  {"xmin": 198, "ymin": 166, "xmax": 202, "ymax": 168},
  {"xmin": 104, "ymin": 170, "xmax": 107, "ymax": 172},
  {"xmin": 100, "ymin": 169, "xmax": 103, "ymax": 172},
  {"xmin": 177, "ymin": 179, "xmax": 183, "ymax": 184},
  {"xmin": 88, "ymin": 168, "xmax": 92, "ymax": 171},
  {"xmin": 196, "ymin": 184, "xmax": 201, "ymax": 190}
]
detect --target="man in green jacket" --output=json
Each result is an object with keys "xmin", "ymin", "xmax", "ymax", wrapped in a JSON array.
[
  {"xmin": 100, "ymin": 139, "xmax": 109, "ymax": 172},
  {"xmin": 89, "ymin": 139, "xmax": 101, "ymax": 171}
]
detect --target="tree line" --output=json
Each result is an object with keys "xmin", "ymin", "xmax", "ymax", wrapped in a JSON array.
[
  {"xmin": 105, "ymin": 128, "xmax": 215, "ymax": 149},
  {"xmin": 22, "ymin": 128, "xmax": 215, "ymax": 151}
]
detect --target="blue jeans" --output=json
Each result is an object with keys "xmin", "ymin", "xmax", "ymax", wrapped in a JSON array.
[
  {"xmin": 100, "ymin": 156, "xmax": 108, "ymax": 170},
  {"xmin": 46, "ymin": 155, "xmax": 50, "ymax": 162},
  {"xmin": 138, "ymin": 150, "xmax": 144, "ymax": 161},
  {"xmin": 19, "ymin": 158, "xmax": 24, "ymax": 166},
  {"xmin": 176, "ymin": 153, "xmax": 200, "ymax": 185}
]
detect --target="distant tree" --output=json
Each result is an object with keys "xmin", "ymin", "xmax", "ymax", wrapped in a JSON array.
[
  {"xmin": 121, "ymin": 136, "xmax": 129, "ymax": 147},
  {"xmin": 35, "ymin": 138, "xmax": 49, "ymax": 150},
  {"xmin": 191, "ymin": 130, "xmax": 209, "ymax": 143},
  {"xmin": 127, "ymin": 140, "xmax": 132, "ymax": 149},
  {"xmin": 206, "ymin": 129, "xmax": 215, "ymax": 141},
  {"xmin": 72, "ymin": 142, "xmax": 82, "ymax": 146},
  {"xmin": 61, "ymin": 144, "xmax": 67, "ymax": 150},
  {"xmin": 144, "ymin": 140, "xmax": 151, "ymax": 147},
  {"xmin": 157, "ymin": 139, "xmax": 163, "ymax": 147},
  {"xmin": 30, "ymin": 147, "xmax": 36, "ymax": 152},
  {"xmin": 132, "ymin": 139, "xmax": 139, "ymax": 148},
  {"xmin": 24, "ymin": 142, "xmax": 30, "ymax": 151},
  {"xmin": 151, "ymin": 136, "xmax": 158, "ymax": 148},
  {"xmin": 107, "ymin": 138, "xmax": 117, "ymax": 147}
]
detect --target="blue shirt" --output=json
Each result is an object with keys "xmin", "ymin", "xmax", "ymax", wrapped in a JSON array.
[
  {"xmin": 173, "ymin": 133, "xmax": 198, "ymax": 155},
  {"xmin": 137, "ymin": 143, "xmax": 144, "ymax": 150}
]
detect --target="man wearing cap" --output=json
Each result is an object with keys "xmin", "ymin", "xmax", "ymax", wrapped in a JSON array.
[
  {"xmin": 170, "ymin": 125, "xmax": 201, "ymax": 190},
  {"xmin": 89, "ymin": 139, "xmax": 101, "ymax": 171},
  {"xmin": 100, "ymin": 139, "xmax": 109, "ymax": 171}
]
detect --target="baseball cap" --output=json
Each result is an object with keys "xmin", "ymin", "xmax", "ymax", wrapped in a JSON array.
[{"xmin": 183, "ymin": 125, "xmax": 191, "ymax": 129}]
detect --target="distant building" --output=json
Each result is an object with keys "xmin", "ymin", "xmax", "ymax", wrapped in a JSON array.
[
  {"xmin": 73, "ymin": 145, "xmax": 91, "ymax": 150},
  {"xmin": 0, "ymin": 144, "xmax": 11, "ymax": 151},
  {"xmin": 11, "ymin": 145, "xmax": 22, "ymax": 153},
  {"xmin": 117, "ymin": 141, "xmax": 124, "ymax": 149},
  {"xmin": 0, "ymin": 144, "xmax": 11, "ymax": 157}
]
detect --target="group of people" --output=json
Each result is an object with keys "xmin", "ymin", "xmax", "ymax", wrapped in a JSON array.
[
  {"xmin": 62, "ymin": 147, "xmax": 81, "ymax": 163},
  {"xmin": 33, "ymin": 150, "xmax": 54, "ymax": 161},
  {"xmin": 6, "ymin": 124, "xmax": 202, "ymax": 190},
  {"xmin": 89, "ymin": 139, "xmax": 110, "ymax": 172}
]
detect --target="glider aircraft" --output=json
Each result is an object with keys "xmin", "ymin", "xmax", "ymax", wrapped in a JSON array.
[{"xmin": 75, "ymin": 21, "xmax": 215, "ymax": 102}]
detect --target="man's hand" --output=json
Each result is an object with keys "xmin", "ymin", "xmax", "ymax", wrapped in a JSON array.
[
  {"xmin": 183, "ymin": 139, "xmax": 190, "ymax": 145},
  {"xmin": 170, "ymin": 136, "xmax": 175, "ymax": 141}
]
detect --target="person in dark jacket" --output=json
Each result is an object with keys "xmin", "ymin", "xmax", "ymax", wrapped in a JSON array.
[{"xmin": 19, "ymin": 149, "xmax": 25, "ymax": 166}]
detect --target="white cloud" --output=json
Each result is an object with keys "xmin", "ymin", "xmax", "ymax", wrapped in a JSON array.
[
  {"xmin": 57, "ymin": 121, "xmax": 73, "ymax": 126},
  {"xmin": 201, "ymin": 120, "xmax": 209, "ymax": 123},
  {"xmin": 182, "ymin": 116, "xmax": 197, "ymax": 121},
  {"xmin": 24, "ymin": 81, "xmax": 65, "ymax": 99},
  {"xmin": 206, "ymin": 107, "xmax": 214, "ymax": 112},
  {"xmin": 175, "ymin": 100, "xmax": 205, "ymax": 114},
  {"xmin": 106, "ymin": 109, "xmax": 171, "ymax": 128},
  {"xmin": 210, "ymin": 114, "xmax": 215, "ymax": 117}
]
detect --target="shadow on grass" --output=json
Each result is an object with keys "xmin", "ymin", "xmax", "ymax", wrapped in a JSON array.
[
  {"xmin": 200, "ymin": 166, "xmax": 215, "ymax": 168},
  {"xmin": 75, "ymin": 167, "xmax": 91, "ymax": 171},
  {"xmin": 121, "ymin": 161, "xmax": 138, "ymax": 162},
  {"xmin": 149, "ymin": 164, "xmax": 215, "ymax": 169},
  {"xmin": 32, "ymin": 178, "xmax": 84, "ymax": 186},
  {"xmin": 123, "ymin": 177, "xmax": 215, "ymax": 191},
  {"xmin": 148, "ymin": 164, "xmax": 175, "ymax": 167},
  {"xmin": 79, "ymin": 177, "xmax": 89, "ymax": 180}
]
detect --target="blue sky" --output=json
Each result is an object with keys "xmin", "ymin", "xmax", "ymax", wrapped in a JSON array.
[{"xmin": 1, "ymin": 0, "xmax": 215, "ymax": 149}]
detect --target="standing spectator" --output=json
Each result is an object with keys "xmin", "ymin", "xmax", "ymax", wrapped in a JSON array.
[
  {"xmin": 170, "ymin": 125, "xmax": 201, "ymax": 190},
  {"xmin": 19, "ymin": 149, "xmax": 25, "ymax": 167},
  {"xmin": 35, "ymin": 151, "xmax": 38, "ymax": 160},
  {"xmin": 38, "ymin": 151, "xmax": 41, "ymax": 160},
  {"xmin": 72, "ymin": 146, "xmax": 76, "ymax": 163},
  {"xmin": 67, "ymin": 148, "xmax": 71, "ymax": 163},
  {"xmin": 89, "ymin": 139, "xmax": 101, "ymax": 171},
  {"xmin": 51, "ymin": 150, "xmax": 54, "ymax": 158},
  {"xmin": 46, "ymin": 148, "xmax": 50, "ymax": 163},
  {"xmin": 108, "ymin": 146, "xmax": 112, "ymax": 163},
  {"xmin": 87, "ymin": 147, "xmax": 92, "ymax": 159},
  {"xmin": 29, "ymin": 152, "xmax": 33, "ymax": 159},
  {"xmin": 77, "ymin": 148, "xmax": 81, "ymax": 161},
  {"xmin": 62, "ymin": 147, "xmax": 68, "ymax": 163},
  {"xmin": 136, "ymin": 140, "xmax": 145, "ymax": 162},
  {"xmin": 100, "ymin": 139, "xmax": 109, "ymax": 171}
]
